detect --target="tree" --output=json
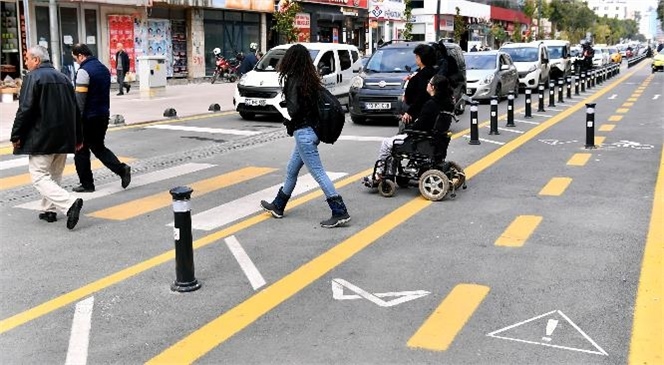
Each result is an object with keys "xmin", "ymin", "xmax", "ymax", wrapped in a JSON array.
[
  {"xmin": 272, "ymin": 0, "xmax": 302, "ymax": 43},
  {"xmin": 402, "ymin": 0, "xmax": 413, "ymax": 40},
  {"xmin": 658, "ymin": 0, "xmax": 664, "ymax": 30},
  {"xmin": 513, "ymin": 20, "xmax": 523, "ymax": 42},
  {"xmin": 453, "ymin": 7, "xmax": 466, "ymax": 44},
  {"xmin": 490, "ymin": 24, "xmax": 509, "ymax": 47}
]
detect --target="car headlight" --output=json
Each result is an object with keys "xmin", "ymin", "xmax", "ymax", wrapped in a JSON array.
[
  {"xmin": 481, "ymin": 74, "xmax": 495, "ymax": 84},
  {"xmin": 528, "ymin": 64, "xmax": 537, "ymax": 72},
  {"xmin": 238, "ymin": 74, "xmax": 248, "ymax": 86},
  {"xmin": 351, "ymin": 76, "xmax": 363, "ymax": 89}
]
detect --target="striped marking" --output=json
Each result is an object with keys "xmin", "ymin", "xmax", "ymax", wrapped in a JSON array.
[
  {"xmin": 337, "ymin": 135, "xmax": 386, "ymax": 142},
  {"xmin": 539, "ymin": 177, "xmax": 572, "ymax": 196},
  {"xmin": 462, "ymin": 136, "xmax": 505, "ymax": 145},
  {"xmin": 567, "ymin": 153, "xmax": 591, "ymax": 166},
  {"xmin": 628, "ymin": 98, "xmax": 638, "ymax": 102},
  {"xmin": 622, "ymin": 102, "xmax": 634, "ymax": 107},
  {"xmin": 88, "ymin": 166, "xmax": 275, "ymax": 220},
  {"xmin": 407, "ymin": 284, "xmax": 490, "ymax": 351},
  {"xmin": 495, "ymin": 215, "xmax": 543, "ymax": 247},
  {"xmin": 0, "ymin": 156, "xmax": 29, "ymax": 171},
  {"xmin": 497, "ymin": 127, "xmax": 524, "ymax": 134},
  {"xmin": 0, "ymin": 145, "xmax": 13, "ymax": 156},
  {"xmin": 146, "ymin": 125, "xmax": 261, "ymax": 136},
  {"xmin": 531, "ymin": 113, "xmax": 554, "ymax": 118},
  {"xmin": 513, "ymin": 119, "xmax": 540, "ymax": 125},
  {"xmin": 64, "ymin": 297, "xmax": 94, "ymax": 365},
  {"xmin": 17, "ymin": 163, "xmax": 215, "ymax": 211},
  {"xmin": 608, "ymin": 115, "xmax": 623, "ymax": 122},
  {"xmin": 599, "ymin": 124, "xmax": 615, "ymax": 132},
  {"xmin": 595, "ymin": 136, "xmax": 606, "ymax": 145},
  {"xmin": 616, "ymin": 108, "xmax": 629, "ymax": 114},
  {"xmin": 224, "ymin": 236, "xmax": 266, "ymax": 291},
  {"xmin": 0, "ymin": 157, "xmax": 135, "ymax": 191}
]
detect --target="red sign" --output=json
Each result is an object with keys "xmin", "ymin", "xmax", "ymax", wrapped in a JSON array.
[
  {"xmin": 108, "ymin": 15, "xmax": 135, "ymax": 75},
  {"xmin": 295, "ymin": 13, "xmax": 311, "ymax": 42},
  {"xmin": 301, "ymin": 0, "xmax": 368, "ymax": 9}
]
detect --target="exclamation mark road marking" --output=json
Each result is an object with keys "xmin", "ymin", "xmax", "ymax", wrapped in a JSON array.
[
  {"xmin": 542, "ymin": 318, "xmax": 559, "ymax": 342},
  {"xmin": 495, "ymin": 215, "xmax": 543, "ymax": 248},
  {"xmin": 567, "ymin": 153, "xmax": 592, "ymax": 166}
]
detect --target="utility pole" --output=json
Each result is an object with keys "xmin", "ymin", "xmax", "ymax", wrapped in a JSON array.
[
  {"xmin": 436, "ymin": 0, "xmax": 441, "ymax": 41},
  {"xmin": 49, "ymin": 0, "xmax": 61, "ymax": 70}
]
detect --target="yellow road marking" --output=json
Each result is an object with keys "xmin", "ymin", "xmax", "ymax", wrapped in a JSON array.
[
  {"xmin": 609, "ymin": 115, "xmax": 623, "ymax": 122},
  {"xmin": 622, "ymin": 102, "xmax": 634, "ymax": 107},
  {"xmin": 0, "ymin": 157, "xmax": 135, "ymax": 191},
  {"xmin": 495, "ymin": 215, "xmax": 543, "ymax": 247},
  {"xmin": 407, "ymin": 284, "xmax": 490, "ymax": 351},
  {"xmin": 539, "ymin": 177, "xmax": 572, "ymax": 196},
  {"xmin": 0, "ymin": 145, "xmax": 12, "ymax": 155},
  {"xmin": 628, "ymin": 98, "xmax": 638, "ymax": 102},
  {"xmin": 616, "ymin": 108, "xmax": 629, "ymax": 113},
  {"xmin": 599, "ymin": 124, "xmax": 615, "ymax": 132},
  {"xmin": 629, "ymin": 145, "xmax": 664, "ymax": 364},
  {"xmin": 595, "ymin": 136, "xmax": 606, "ymax": 145},
  {"xmin": 89, "ymin": 167, "xmax": 275, "ymax": 220},
  {"xmin": 567, "ymin": 153, "xmax": 591, "ymax": 166}
]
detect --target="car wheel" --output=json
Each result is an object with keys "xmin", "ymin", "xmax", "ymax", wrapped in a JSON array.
[
  {"xmin": 496, "ymin": 82, "xmax": 502, "ymax": 98},
  {"xmin": 513, "ymin": 80, "xmax": 519, "ymax": 95},
  {"xmin": 239, "ymin": 112, "xmax": 255, "ymax": 120},
  {"xmin": 351, "ymin": 115, "xmax": 366, "ymax": 124}
]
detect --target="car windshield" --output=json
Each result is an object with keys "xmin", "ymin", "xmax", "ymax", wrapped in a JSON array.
[
  {"xmin": 547, "ymin": 46, "xmax": 564, "ymax": 59},
  {"xmin": 365, "ymin": 48, "xmax": 417, "ymax": 72},
  {"xmin": 255, "ymin": 48, "xmax": 319, "ymax": 72},
  {"xmin": 464, "ymin": 54, "xmax": 496, "ymax": 70},
  {"xmin": 501, "ymin": 47, "xmax": 539, "ymax": 62}
]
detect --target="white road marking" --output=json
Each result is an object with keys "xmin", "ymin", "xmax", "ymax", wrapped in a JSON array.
[
  {"xmin": 547, "ymin": 108, "xmax": 564, "ymax": 111},
  {"xmin": 179, "ymin": 172, "xmax": 347, "ymax": 231},
  {"xmin": 224, "ymin": 236, "xmax": 266, "ymax": 290},
  {"xmin": 331, "ymin": 279, "xmax": 430, "ymax": 307},
  {"xmin": 654, "ymin": 94, "xmax": 660, "ymax": 100},
  {"xmin": 0, "ymin": 156, "xmax": 29, "ymax": 171},
  {"xmin": 531, "ymin": 113, "xmax": 554, "ymax": 118},
  {"xmin": 463, "ymin": 136, "xmax": 505, "ymax": 145},
  {"xmin": 608, "ymin": 94, "xmax": 617, "ymax": 100},
  {"xmin": 338, "ymin": 135, "xmax": 386, "ymax": 142},
  {"xmin": 497, "ymin": 127, "xmax": 524, "ymax": 134},
  {"xmin": 65, "ymin": 297, "xmax": 94, "ymax": 365},
  {"xmin": 513, "ymin": 119, "xmax": 540, "ymax": 125},
  {"xmin": 146, "ymin": 125, "xmax": 261, "ymax": 136},
  {"xmin": 16, "ymin": 163, "xmax": 215, "ymax": 210}
]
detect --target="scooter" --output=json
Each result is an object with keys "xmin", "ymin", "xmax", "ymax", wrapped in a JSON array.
[{"xmin": 211, "ymin": 55, "xmax": 237, "ymax": 84}]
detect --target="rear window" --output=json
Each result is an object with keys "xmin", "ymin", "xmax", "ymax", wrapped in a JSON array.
[
  {"xmin": 255, "ymin": 48, "xmax": 319, "ymax": 72},
  {"xmin": 501, "ymin": 47, "xmax": 539, "ymax": 62},
  {"xmin": 365, "ymin": 48, "xmax": 416, "ymax": 72}
]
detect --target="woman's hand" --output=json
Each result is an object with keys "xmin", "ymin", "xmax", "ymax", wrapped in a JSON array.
[{"xmin": 401, "ymin": 113, "xmax": 412, "ymax": 123}]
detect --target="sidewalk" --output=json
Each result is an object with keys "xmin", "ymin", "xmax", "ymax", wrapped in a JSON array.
[{"xmin": 0, "ymin": 80, "xmax": 238, "ymax": 144}]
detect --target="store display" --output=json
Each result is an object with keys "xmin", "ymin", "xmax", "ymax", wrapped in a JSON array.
[
  {"xmin": 171, "ymin": 20, "xmax": 187, "ymax": 78},
  {"xmin": 108, "ymin": 15, "xmax": 136, "ymax": 76},
  {"xmin": 1, "ymin": 1, "xmax": 20, "ymax": 79}
]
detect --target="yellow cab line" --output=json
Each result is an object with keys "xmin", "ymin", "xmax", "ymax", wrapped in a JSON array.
[
  {"xmin": 89, "ymin": 166, "xmax": 276, "ymax": 220},
  {"xmin": 539, "ymin": 177, "xmax": 573, "ymax": 196},
  {"xmin": 495, "ymin": 215, "xmax": 544, "ymax": 247},
  {"xmin": 567, "ymin": 153, "xmax": 592, "ymax": 166},
  {"xmin": 0, "ymin": 157, "xmax": 135, "ymax": 191},
  {"xmin": 628, "ymin": 145, "xmax": 664, "ymax": 364}
]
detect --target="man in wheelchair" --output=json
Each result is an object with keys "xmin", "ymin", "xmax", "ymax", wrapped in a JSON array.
[{"xmin": 362, "ymin": 74, "xmax": 467, "ymax": 201}]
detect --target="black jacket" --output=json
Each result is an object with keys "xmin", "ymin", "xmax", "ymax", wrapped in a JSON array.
[
  {"xmin": 406, "ymin": 98, "xmax": 453, "ymax": 135},
  {"xmin": 115, "ymin": 50, "xmax": 130, "ymax": 71},
  {"xmin": 404, "ymin": 66, "xmax": 436, "ymax": 120},
  {"xmin": 282, "ymin": 76, "xmax": 317, "ymax": 136},
  {"xmin": 11, "ymin": 62, "xmax": 81, "ymax": 154}
]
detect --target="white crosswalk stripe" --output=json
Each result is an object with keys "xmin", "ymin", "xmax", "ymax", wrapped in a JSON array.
[{"xmin": 145, "ymin": 125, "xmax": 261, "ymax": 136}]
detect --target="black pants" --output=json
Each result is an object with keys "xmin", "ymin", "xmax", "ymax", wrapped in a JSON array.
[
  {"xmin": 117, "ymin": 69, "xmax": 129, "ymax": 93},
  {"xmin": 74, "ymin": 115, "xmax": 125, "ymax": 188}
]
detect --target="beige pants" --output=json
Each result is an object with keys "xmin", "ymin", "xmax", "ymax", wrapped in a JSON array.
[{"xmin": 28, "ymin": 154, "xmax": 77, "ymax": 214}]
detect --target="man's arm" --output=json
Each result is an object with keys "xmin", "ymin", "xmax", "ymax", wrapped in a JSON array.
[
  {"xmin": 10, "ymin": 73, "xmax": 37, "ymax": 145},
  {"xmin": 74, "ymin": 68, "xmax": 90, "ymax": 114}
]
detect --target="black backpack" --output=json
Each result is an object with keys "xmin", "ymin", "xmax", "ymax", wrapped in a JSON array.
[{"xmin": 315, "ymin": 87, "xmax": 345, "ymax": 144}]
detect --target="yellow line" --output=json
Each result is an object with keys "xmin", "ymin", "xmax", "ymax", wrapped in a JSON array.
[
  {"xmin": 622, "ymin": 102, "xmax": 634, "ymax": 107},
  {"xmin": 629, "ymin": 145, "xmax": 664, "ymax": 364},
  {"xmin": 539, "ymin": 177, "xmax": 572, "ymax": 196},
  {"xmin": 599, "ymin": 124, "xmax": 615, "ymax": 132},
  {"xmin": 89, "ymin": 167, "xmax": 275, "ymax": 220},
  {"xmin": 609, "ymin": 115, "xmax": 624, "ymax": 122},
  {"xmin": 407, "ymin": 284, "xmax": 490, "ymax": 351},
  {"xmin": 567, "ymin": 153, "xmax": 591, "ymax": 166},
  {"xmin": 0, "ymin": 157, "xmax": 135, "ymax": 191},
  {"xmin": 628, "ymin": 98, "xmax": 638, "ymax": 102},
  {"xmin": 616, "ymin": 108, "xmax": 629, "ymax": 113},
  {"xmin": 0, "ymin": 145, "xmax": 12, "ymax": 156},
  {"xmin": 595, "ymin": 136, "xmax": 606, "ymax": 145},
  {"xmin": 495, "ymin": 215, "xmax": 543, "ymax": 247}
]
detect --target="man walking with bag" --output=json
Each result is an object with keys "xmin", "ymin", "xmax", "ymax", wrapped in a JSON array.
[
  {"xmin": 71, "ymin": 43, "xmax": 131, "ymax": 193},
  {"xmin": 115, "ymin": 42, "xmax": 131, "ymax": 95}
]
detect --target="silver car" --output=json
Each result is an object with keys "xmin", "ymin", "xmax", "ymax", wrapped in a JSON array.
[{"xmin": 464, "ymin": 50, "xmax": 519, "ymax": 101}]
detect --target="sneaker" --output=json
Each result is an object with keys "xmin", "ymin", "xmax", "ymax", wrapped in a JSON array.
[
  {"xmin": 320, "ymin": 214, "xmax": 351, "ymax": 228},
  {"xmin": 121, "ymin": 165, "xmax": 131, "ymax": 189},
  {"xmin": 66, "ymin": 198, "xmax": 83, "ymax": 230},
  {"xmin": 38, "ymin": 212, "xmax": 57, "ymax": 223},
  {"xmin": 72, "ymin": 185, "xmax": 95, "ymax": 193},
  {"xmin": 260, "ymin": 200, "xmax": 284, "ymax": 218},
  {"xmin": 117, "ymin": 92, "xmax": 124, "ymax": 96}
]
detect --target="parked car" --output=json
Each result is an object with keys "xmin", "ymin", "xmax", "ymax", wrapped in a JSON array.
[
  {"xmin": 233, "ymin": 43, "xmax": 362, "ymax": 120},
  {"xmin": 499, "ymin": 41, "xmax": 550, "ymax": 89},
  {"xmin": 348, "ymin": 41, "xmax": 466, "ymax": 123},
  {"xmin": 464, "ymin": 50, "xmax": 518, "ymax": 101},
  {"xmin": 652, "ymin": 51, "xmax": 664, "ymax": 73},
  {"xmin": 541, "ymin": 40, "xmax": 572, "ymax": 79},
  {"xmin": 592, "ymin": 47, "xmax": 610, "ymax": 68}
]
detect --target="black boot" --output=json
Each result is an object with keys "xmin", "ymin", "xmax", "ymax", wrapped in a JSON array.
[
  {"xmin": 321, "ymin": 195, "xmax": 351, "ymax": 228},
  {"xmin": 260, "ymin": 187, "xmax": 290, "ymax": 218}
]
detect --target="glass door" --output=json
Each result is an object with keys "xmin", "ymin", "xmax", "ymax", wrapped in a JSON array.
[{"xmin": 59, "ymin": 7, "xmax": 79, "ymax": 81}]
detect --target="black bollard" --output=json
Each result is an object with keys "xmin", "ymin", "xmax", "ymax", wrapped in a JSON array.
[
  {"xmin": 538, "ymin": 83, "xmax": 546, "ymax": 112},
  {"xmin": 581, "ymin": 72, "xmax": 586, "ymax": 93},
  {"xmin": 558, "ymin": 78, "xmax": 565, "ymax": 103},
  {"xmin": 585, "ymin": 103, "xmax": 596, "ymax": 149},
  {"xmin": 506, "ymin": 91, "xmax": 515, "ymax": 127},
  {"xmin": 548, "ymin": 80, "xmax": 556, "ymax": 108},
  {"xmin": 489, "ymin": 96, "xmax": 499, "ymax": 135},
  {"xmin": 586, "ymin": 71, "xmax": 592, "ymax": 89},
  {"xmin": 169, "ymin": 186, "xmax": 201, "ymax": 293},
  {"xmin": 566, "ymin": 76, "xmax": 572, "ymax": 99},
  {"xmin": 524, "ymin": 88, "xmax": 533, "ymax": 118},
  {"xmin": 575, "ymin": 75, "xmax": 580, "ymax": 95},
  {"xmin": 469, "ymin": 101, "xmax": 480, "ymax": 145},
  {"xmin": 591, "ymin": 70, "xmax": 596, "ymax": 88}
]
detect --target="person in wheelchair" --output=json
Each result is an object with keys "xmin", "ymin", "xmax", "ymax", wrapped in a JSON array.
[{"xmin": 363, "ymin": 74, "xmax": 454, "ymax": 188}]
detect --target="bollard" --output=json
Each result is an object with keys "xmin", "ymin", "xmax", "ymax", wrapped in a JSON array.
[
  {"xmin": 558, "ymin": 78, "xmax": 565, "ymax": 103},
  {"xmin": 524, "ymin": 88, "xmax": 533, "ymax": 118},
  {"xmin": 548, "ymin": 80, "xmax": 556, "ymax": 108},
  {"xmin": 586, "ymin": 71, "xmax": 592, "ymax": 89},
  {"xmin": 591, "ymin": 70, "xmax": 596, "ymax": 88},
  {"xmin": 598, "ymin": 68, "xmax": 604, "ymax": 84},
  {"xmin": 489, "ymin": 96, "xmax": 499, "ymax": 135},
  {"xmin": 585, "ymin": 103, "xmax": 596, "ymax": 149},
  {"xmin": 538, "ymin": 83, "xmax": 546, "ymax": 112},
  {"xmin": 170, "ymin": 186, "xmax": 201, "ymax": 293},
  {"xmin": 575, "ymin": 75, "xmax": 580, "ymax": 95},
  {"xmin": 581, "ymin": 72, "xmax": 586, "ymax": 92},
  {"xmin": 506, "ymin": 91, "xmax": 515, "ymax": 127},
  {"xmin": 469, "ymin": 101, "xmax": 480, "ymax": 145},
  {"xmin": 566, "ymin": 76, "xmax": 572, "ymax": 99}
]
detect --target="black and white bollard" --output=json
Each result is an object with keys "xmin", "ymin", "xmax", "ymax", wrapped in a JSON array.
[
  {"xmin": 489, "ymin": 96, "xmax": 499, "ymax": 135},
  {"xmin": 538, "ymin": 83, "xmax": 546, "ymax": 112},
  {"xmin": 581, "ymin": 72, "xmax": 586, "ymax": 93},
  {"xmin": 170, "ymin": 186, "xmax": 201, "ymax": 293},
  {"xmin": 587, "ymin": 70, "xmax": 592, "ymax": 89},
  {"xmin": 469, "ymin": 101, "xmax": 480, "ymax": 145},
  {"xmin": 548, "ymin": 80, "xmax": 556, "ymax": 108},
  {"xmin": 591, "ymin": 70, "xmax": 596, "ymax": 88},
  {"xmin": 524, "ymin": 88, "xmax": 533, "ymax": 118},
  {"xmin": 575, "ymin": 75, "xmax": 580, "ymax": 95},
  {"xmin": 585, "ymin": 103, "xmax": 596, "ymax": 149},
  {"xmin": 566, "ymin": 76, "xmax": 572, "ymax": 99},
  {"xmin": 506, "ymin": 91, "xmax": 515, "ymax": 127},
  {"xmin": 558, "ymin": 78, "xmax": 565, "ymax": 103}
]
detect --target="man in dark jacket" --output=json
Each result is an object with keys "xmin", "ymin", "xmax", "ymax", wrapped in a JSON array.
[
  {"xmin": 71, "ymin": 43, "xmax": 131, "ymax": 193},
  {"xmin": 239, "ymin": 43, "xmax": 259, "ymax": 75},
  {"xmin": 10, "ymin": 45, "xmax": 84, "ymax": 230},
  {"xmin": 115, "ymin": 42, "xmax": 131, "ymax": 95}
]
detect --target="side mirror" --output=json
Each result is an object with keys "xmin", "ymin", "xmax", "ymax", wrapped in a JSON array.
[
  {"xmin": 319, "ymin": 66, "xmax": 332, "ymax": 76},
  {"xmin": 500, "ymin": 64, "xmax": 510, "ymax": 71}
]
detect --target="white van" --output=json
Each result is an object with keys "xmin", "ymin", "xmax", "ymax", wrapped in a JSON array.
[
  {"xmin": 541, "ymin": 40, "xmax": 571, "ymax": 79},
  {"xmin": 499, "ymin": 41, "xmax": 550, "ymax": 89},
  {"xmin": 233, "ymin": 43, "xmax": 362, "ymax": 120}
]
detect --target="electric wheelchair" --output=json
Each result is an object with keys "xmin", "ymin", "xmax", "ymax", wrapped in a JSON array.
[{"xmin": 370, "ymin": 128, "xmax": 467, "ymax": 201}]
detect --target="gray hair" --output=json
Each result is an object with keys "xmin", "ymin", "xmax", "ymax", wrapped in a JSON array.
[{"xmin": 28, "ymin": 45, "xmax": 50, "ymax": 62}]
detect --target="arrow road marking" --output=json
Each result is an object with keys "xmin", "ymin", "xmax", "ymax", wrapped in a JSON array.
[
  {"xmin": 654, "ymin": 94, "xmax": 661, "ymax": 100},
  {"xmin": 225, "ymin": 236, "xmax": 266, "ymax": 290},
  {"xmin": 65, "ymin": 297, "xmax": 94, "ymax": 365},
  {"xmin": 331, "ymin": 279, "xmax": 429, "ymax": 307},
  {"xmin": 608, "ymin": 94, "xmax": 617, "ymax": 99}
]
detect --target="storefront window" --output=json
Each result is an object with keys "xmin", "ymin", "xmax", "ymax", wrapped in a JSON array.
[
  {"xmin": 0, "ymin": 1, "xmax": 21, "ymax": 79},
  {"xmin": 59, "ymin": 7, "xmax": 78, "ymax": 82},
  {"xmin": 84, "ymin": 9, "xmax": 98, "ymax": 57},
  {"xmin": 204, "ymin": 10, "xmax": 261, "ymax": 75}
]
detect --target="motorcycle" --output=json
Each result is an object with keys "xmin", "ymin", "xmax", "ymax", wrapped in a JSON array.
[{"xmin": 211, "ymin": 55, "xmax": 240, "ymax": 84}]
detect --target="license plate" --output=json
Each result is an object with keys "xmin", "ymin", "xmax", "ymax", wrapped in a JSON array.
[
  {"xmin": 365, "ymin": 102, "xmax": 390, "ymax": 110},
  {"xmin": 245, "ymin": 98, "xmax": 266, "ymax": 107}
]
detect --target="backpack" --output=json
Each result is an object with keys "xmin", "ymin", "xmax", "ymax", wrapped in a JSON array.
[{"xmin": 315, "ymin": 87, "xmax": 345, "ymax": 144}]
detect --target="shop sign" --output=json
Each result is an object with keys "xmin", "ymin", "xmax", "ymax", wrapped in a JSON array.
[
  {"xmin": 301, "ymin": 0, "xmax": 369, "ymax": 9},
  {"xmin": 369, "ymin": 0, "xmax": 405, "ymax": 21},
  {"xmin": 108, "ymin": 15, "xmax": 136, "ymax": 74},
  {"xmin": 295, "ymin": 13, "xmax": 311, "ymax": 42},
  {"xmin": 340, "ymin": 7, "xmax": 359, "ymax": 16},
  {"xmin": 209, "ymin": 0, "xmax": 275, "ymax": 12}
]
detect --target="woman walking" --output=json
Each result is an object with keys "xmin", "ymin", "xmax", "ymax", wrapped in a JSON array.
[{"xmin": 260, "ymin": 44, "xmax": 350, "ymax": 228}]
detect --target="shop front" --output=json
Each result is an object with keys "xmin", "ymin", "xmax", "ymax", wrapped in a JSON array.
[
  {"xmin": 296, "ymin": 0, "xmax": 368, "ymax": 49},
  {"xmin": 368, "ymin": 0, "xmax": 405, "ymax": 54},
  {"xmin": 0, "ymin": 0, "xmax": 27, "ymax": 80}
]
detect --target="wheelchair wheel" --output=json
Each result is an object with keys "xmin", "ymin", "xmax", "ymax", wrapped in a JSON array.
[
  {"xmin": 419, "ymin": 169, "xmax": 450, "ymax": 201},
  {"xmin": 378, "ymin": 179, "xmax": 397, "ymax": 198},
  {"xmin": 445, "ymin": 161, "xmax": 466, "ymax": 190}
]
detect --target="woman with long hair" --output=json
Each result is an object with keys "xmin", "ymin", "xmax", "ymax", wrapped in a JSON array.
[{"xmin": 260, "ymin": 44, "xmax": 351, "ymax": 228}]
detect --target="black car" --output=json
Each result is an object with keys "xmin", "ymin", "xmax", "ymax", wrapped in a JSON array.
[{"xmin": 348, "ymin": 41, "xmax": 467, "ymax": 124}]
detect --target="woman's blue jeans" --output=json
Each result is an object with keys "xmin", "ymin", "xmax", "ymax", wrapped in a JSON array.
[{"xmin": 283, "ymin": 127, "xmax": 338, "ymax": 199}]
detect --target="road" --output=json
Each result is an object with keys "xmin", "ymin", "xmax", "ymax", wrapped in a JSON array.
[{"xmin": 0, "ymin": 61, "xmax": 662, "ymax": 364}]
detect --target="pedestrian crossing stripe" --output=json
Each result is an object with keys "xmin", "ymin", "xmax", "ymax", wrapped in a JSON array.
[
  {"xmin": 0, "ymin": 157, "xmax": 136, "ymax": 191},
  {"xmin": 146, "ymin": 125, "xmax": 262, "ymax": 136},
  {"xmin": 88, "ymin": 166, "xmax": 276, "ymax": 221}
]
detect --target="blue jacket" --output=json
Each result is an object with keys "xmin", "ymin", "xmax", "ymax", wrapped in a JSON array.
[{"xmin": 76, "ymin": 56, "xmax": 111, "ymax": 118}]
